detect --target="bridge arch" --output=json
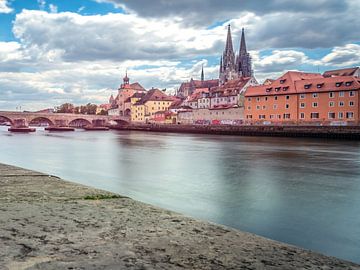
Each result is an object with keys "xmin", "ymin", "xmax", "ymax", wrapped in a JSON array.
[
  {"xmin": 68, "ymin": 118, "xmax": 92, "ymax": 128},
  {"xmin": 0, "ymin": 115, "xmax": 13, "ymax": 125},
  {"xmin": 29, "ymin": 117, "xmax": 54, "ymax": 127}
]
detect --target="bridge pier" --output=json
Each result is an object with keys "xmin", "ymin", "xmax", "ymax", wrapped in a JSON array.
[{"xmin": 8, "ymin": 118, "xmax": 36, "ymax": 132}]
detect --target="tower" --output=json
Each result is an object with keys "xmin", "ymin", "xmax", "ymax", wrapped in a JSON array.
[
  {"xmin": 219, "ymin": 24, "xmax": 237, "ymax": 85},
  {"xmin": 219, "ymin": 26, "xmax": 254, "ymax": 84},
  {"xmin": 201, "ymin": 64, "xmax": 204, "ymax": 81},
  {"xmin": 236, "ymin": 28, "xmax": 253, "ymax": 77}
]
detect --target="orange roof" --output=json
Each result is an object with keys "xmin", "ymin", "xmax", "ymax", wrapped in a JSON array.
[
  {"xmin": 245, "ymin": 71, "xmax": 322, "ymax": 97},
  {"xmin": 135, "ymin": 89, "xmax": 174, "ymax": 105},
  {"xmin": 323, "ymin": 67, "xmax": 359, "ymax": 77},
  {"xmin": 296, "ymin": 76, "xmax": 360, "ymax": 93}
]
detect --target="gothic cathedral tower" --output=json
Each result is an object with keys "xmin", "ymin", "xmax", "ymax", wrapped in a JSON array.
[{"xmin": 219, "ymin": 25, "xmax": 253, "ymax": 85}]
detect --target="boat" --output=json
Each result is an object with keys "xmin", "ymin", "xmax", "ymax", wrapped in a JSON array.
[
  {"xmin": 45, "ymin": 126, "xmax": 75, "ymax": 132},
  {"xmin": 8, "ymin": 127, "xmax": 36, "ymax": 132}
]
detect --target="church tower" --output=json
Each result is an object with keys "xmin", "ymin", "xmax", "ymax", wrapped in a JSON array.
[
  {"xmin": 236, "ymin": 28, "xmax": 253, "ymax": 77},
  {"xmin": 219, "ymin": 25, "xmax": 253, "ymax": 84},
  {"xmin": 219, "ymin": 25, "xmax": 237, "ymax": 85}
]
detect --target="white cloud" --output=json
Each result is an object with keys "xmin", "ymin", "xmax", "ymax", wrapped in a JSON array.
[
  {"xmin": 49, "ymin": 4, "xmax": 58, "ymax": 13},
  {"xmin": 321, "ymin": 44, "xmax": 360, "ymax": 67},
  {"xmin": 0, "ymin": 0, "xmax": 12, "ymax": 13}
]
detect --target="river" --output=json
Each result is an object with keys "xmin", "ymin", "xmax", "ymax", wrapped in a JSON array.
[{"xmin": 1, "ymin": 126, "xmax": 360, "ymax": 263}]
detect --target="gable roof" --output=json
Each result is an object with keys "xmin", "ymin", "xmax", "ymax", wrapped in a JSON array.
[
  {"xmin": 323, "ymin": 67, "xmax": 359, "ymax": 77},
  {"xmin": 134, "ymin": 89, "xmax": 174, "ymax": 105}
]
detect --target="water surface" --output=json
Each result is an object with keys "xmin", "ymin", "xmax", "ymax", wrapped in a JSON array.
[{"xmin": 1, "ymin": 126, "xmax": 360, "ymax": 263}]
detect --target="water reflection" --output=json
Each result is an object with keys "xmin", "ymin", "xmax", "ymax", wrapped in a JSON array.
[{"xmin": 1, "ymin": 126, "xmax": 360, "ymax": 263}]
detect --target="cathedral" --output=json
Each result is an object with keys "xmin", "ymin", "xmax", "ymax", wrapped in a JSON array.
[{"xmin": 219, "ymin": 25, "xmax": 253, "ymax": 85}]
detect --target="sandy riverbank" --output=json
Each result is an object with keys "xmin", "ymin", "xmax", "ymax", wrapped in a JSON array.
[{"xmin": 0, "ymin": 163, "xmax": 359, "ymax": 269}]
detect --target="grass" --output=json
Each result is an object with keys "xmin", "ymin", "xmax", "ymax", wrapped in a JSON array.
[{"xmin": 83, "ymin": 194, "xmax": 124, "ymax": 200}]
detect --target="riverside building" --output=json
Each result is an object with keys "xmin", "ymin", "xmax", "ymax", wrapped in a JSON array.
[{"xmin": 245, "ymin": 67, "xmax": 360, "ymax": 125}]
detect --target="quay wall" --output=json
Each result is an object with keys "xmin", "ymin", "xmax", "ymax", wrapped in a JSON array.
[{"xmin": 113, "ymin": 124, "xmax": 360, "ymax": 139}]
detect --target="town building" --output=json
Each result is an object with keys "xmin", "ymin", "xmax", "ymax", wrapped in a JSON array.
[
  {"xmin": 110, "ymin": 72, "xmax": 146, "ymax": 117},
  {"xmin": 245, "ymin": 68, "xmax": 360, "ymax": 125},
  {"xmin": 131, "ymin": 88, "xmax": 175, "ymax": 123},
  {"xmin": 219, "ymin": 25, "xmax": 253, "ymax": 85}
]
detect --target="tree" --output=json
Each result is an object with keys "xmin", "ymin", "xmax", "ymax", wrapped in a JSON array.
[{"xmin": 56, "ymin": 103, "xmax": 75, "ymax": 113}]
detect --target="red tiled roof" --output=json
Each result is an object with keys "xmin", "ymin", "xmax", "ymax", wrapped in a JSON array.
[
  {"xmin": 245, "ymin": 71, "xmax": 322, "ymax": 97},
  {"xmin": 323, "ymin": 67, "xmax": 359, "ymax": 77},
  {"xmin": 296, "ymin": 76, "xmax": 360, "ymax": 93},
  {"xmin": 135, "ymin": 89, "xmax": 174, "ymax": 105}
]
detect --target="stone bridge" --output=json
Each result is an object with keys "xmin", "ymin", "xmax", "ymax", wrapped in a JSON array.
[{"xmin": 0, "ymin": 111, "xmax": 130, "ymax": 127}]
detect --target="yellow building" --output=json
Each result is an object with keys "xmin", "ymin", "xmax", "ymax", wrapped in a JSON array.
[{"xmin": 131, "ymin": 89, "xmax": 174, "ymax": 123}]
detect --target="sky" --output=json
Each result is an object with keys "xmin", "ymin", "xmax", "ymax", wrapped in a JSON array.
[{"xmin": 0, "ymin": 0, "xmax": 359, "ymax": 111}]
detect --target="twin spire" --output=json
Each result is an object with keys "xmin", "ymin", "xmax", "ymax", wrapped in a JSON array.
[{"xmin": 219, "ymin": 24, "xmax": 253, "ymax": 84}]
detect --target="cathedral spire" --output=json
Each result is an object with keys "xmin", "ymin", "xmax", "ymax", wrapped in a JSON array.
[
  {"xmin": 239, "ymin": 28, "xmax": 247, "ymax": 55},
  {"xmin": 201, "ymin": 64, "xmax": 204, "ymax": 81},
  {"xmin": 225, "ymin": 24, "xmax": 234, "ymax": 54}
]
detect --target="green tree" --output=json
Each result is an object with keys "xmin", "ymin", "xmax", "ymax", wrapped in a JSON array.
[{"xmin": 56, "ymin": 103, "xmax": 75, "ymax": 113}]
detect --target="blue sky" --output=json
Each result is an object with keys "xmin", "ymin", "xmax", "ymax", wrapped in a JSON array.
[{"xmin": 0, "ymin": 0, "xmax": 359, "ymax": 110}]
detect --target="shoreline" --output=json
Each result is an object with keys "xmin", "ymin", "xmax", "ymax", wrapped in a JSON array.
[
  {"xmin": 1, "ymin": 163, "xmax": 359, "ymax": 269},
  {"xmin": 112, "ymin": 124, "xmax": 360, "ymax": 139}
]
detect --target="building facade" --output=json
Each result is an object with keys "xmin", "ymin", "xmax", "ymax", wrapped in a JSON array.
[{"xmin": 245, "ymin": 68, "xmax": 360, "ymax": 125}]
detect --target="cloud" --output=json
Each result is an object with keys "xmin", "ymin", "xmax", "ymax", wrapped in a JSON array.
[
  {"xmin": 0, "ymin": 0, "xmax": 12, "ymax": 13},
  {"xmin": 321, "ymin": 44, "xmax": 360, "ymax": 67},
  {"xmin": 49, "ymin": 4, "xmax": 58, "ymax": 13}
]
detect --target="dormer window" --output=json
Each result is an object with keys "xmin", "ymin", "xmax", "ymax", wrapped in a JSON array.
[
  {"xmin": 280, "ymin": 79, "xmax": 286, "ymax": 84},
  {"xmin": 304, "ymin": 84, "xmax": 312, "ymax": 89},
  {"xmin": 283, "ymin": 86, "xmax": 289, "ymax": 91},
  {"xmin": 275, "ymin": 87, "xmax": 281, "ymax": 92},
  {"xmin": 335, "ymin": 82, "xmax": 343, "ymax": 87},
  {"xmin": 317, "ymin": 83, "xmax": 324, "ymax": 88},
  {"xmin": 265, "ymin": 87, "xmax": 272, "ymax": 92},
  {"xmin": 345, "ymin": 81, "xmax": 353, "ymax": 86}
]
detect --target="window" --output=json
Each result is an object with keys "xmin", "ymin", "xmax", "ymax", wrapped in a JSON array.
[
  {"xmin": 256, "ymin": 105, "xmax": 260, "ymax": 110},
  {"xmin": 270, "ymin": 115, "xmax": 275, "ymax": 119},
  {"xmin": 339, "ymin": 91, "xmax": 344, "ymax": 97},
  {"xmin": 311, "ymin": 113, "xmax": 319, "ymax": 119},
  {"xmin": 266, "ymin": 88, "xmax": 272, "ymax": 92},
  {"xmin": 256, "ymin": 97, "xmax": 260, "ymax": 102},
  {"xmin": 285, "ymin": 104, "xmax": 290, "ymax": 109},
  {"xmin": 300, "ymin": 94, "xmax": 305, "ymax": 99},
  {"xmin": 346, "ymin": 112, "xmax": 354, "ymax": 119},
  {"xmin": 275, "ymin": 87, "xmax": 281, "ymax": 92},
  {"xmin": 283, "ymin": 86, "xmax": 289, "ymax": 91},
  {"xmin": 273, "ymin": 104, "xmax": 278, "ymax": 109},
  {"xmin": 328, "ymin": 112, "xmax": 336, "ymax": 119},
  {"xmin": 339, "ymin": 101, "xmax": 344, "ymax": 107},
  {"xmin": 300, "ymin": 103, "xmax": 305, "ymax": 108},
  {"xmin": 277, "ymin": 114, "xmax": 281, "ymax": 119},
  {"xmin": 265, "ymin": 97, "xmax": 268, "ymax": 101},
  {"xmin": 304, "ymin": 84, "xmax": 311, "ymax": 89},
  {"xmin": 336, "ymin": 82, "xmax": 343, "ymax": 87},
  {"xmin": 274, "ymin": 96, "xmax": 278, "ymax": 100},
  {"xmin": 349, "ymin": 91, "xmax": 355, "ymax": 97},
  {"xmin": 248, "ymin": 98, "xmax": 251, "ymax": 101},
  {"xmin": 247, "ymin": 115, "xmax": 253, "ymax": 119},
  {"xmin": 338, "ymin": 112, "xmax": 344, "ymax": 119},
  {"xmin": 259, "ymin": 115, "xmax": 266, "ymax": 119},
  {"xmin": 262, "ymin": 105, "xmax": 266, "ymax": 110},
  {"xmin": 345, "ymin": 81, "xmax": 353, "ymax": 86},
  {"xmin": 350, "ymin": 101, "xmax": 355, "ymax": 106},
  {"xmin": 317, "ymin": 83, "xmax": 324, "ymax": 88},
  {"xmin": 329, "ymin": 101, "xmax": 335, "ymax": 107},
  {"xmin": 286, "ymin": 95, "xmax": 290, "ymax": 100},
  {"xmin": 247, "ymin": 106, "xmax": 251, "ymax": 110},
  {"xmin": 300, "ymin": 113, "xmax": 305, "ymax": 119},
  {"xmin": 312, "ymin": 102, "xmax": 318, "ymax": 108},
  {"xmin": 312, "ymin": 93, "xmax": 318, "ymax": 98},
  {"xmin": 283, "ymin": 113, "xmax": 291, "ymax": 119},
  {"xmin": 329, "ymin": 92, "xmax": 334, "ymax": 98},
  {"xmin": 280, "ymin": 79, "xmax": 286, "ymax": 84}
]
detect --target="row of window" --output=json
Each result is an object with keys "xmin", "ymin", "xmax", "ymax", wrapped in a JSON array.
[
  {"xmin": 300, "ymin": 112, "xmax": 354, "ymax": 119},
  {"xmin": 246, "ymin": 112, "xmax": 355, "ymax": 120},
  {"xmin": 300, "ymin": 101, "xmax": 355, "ymax": 108},
  {"xmin": 249, "ymin": 91, "xmax": 356, "ymax": 102}
]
